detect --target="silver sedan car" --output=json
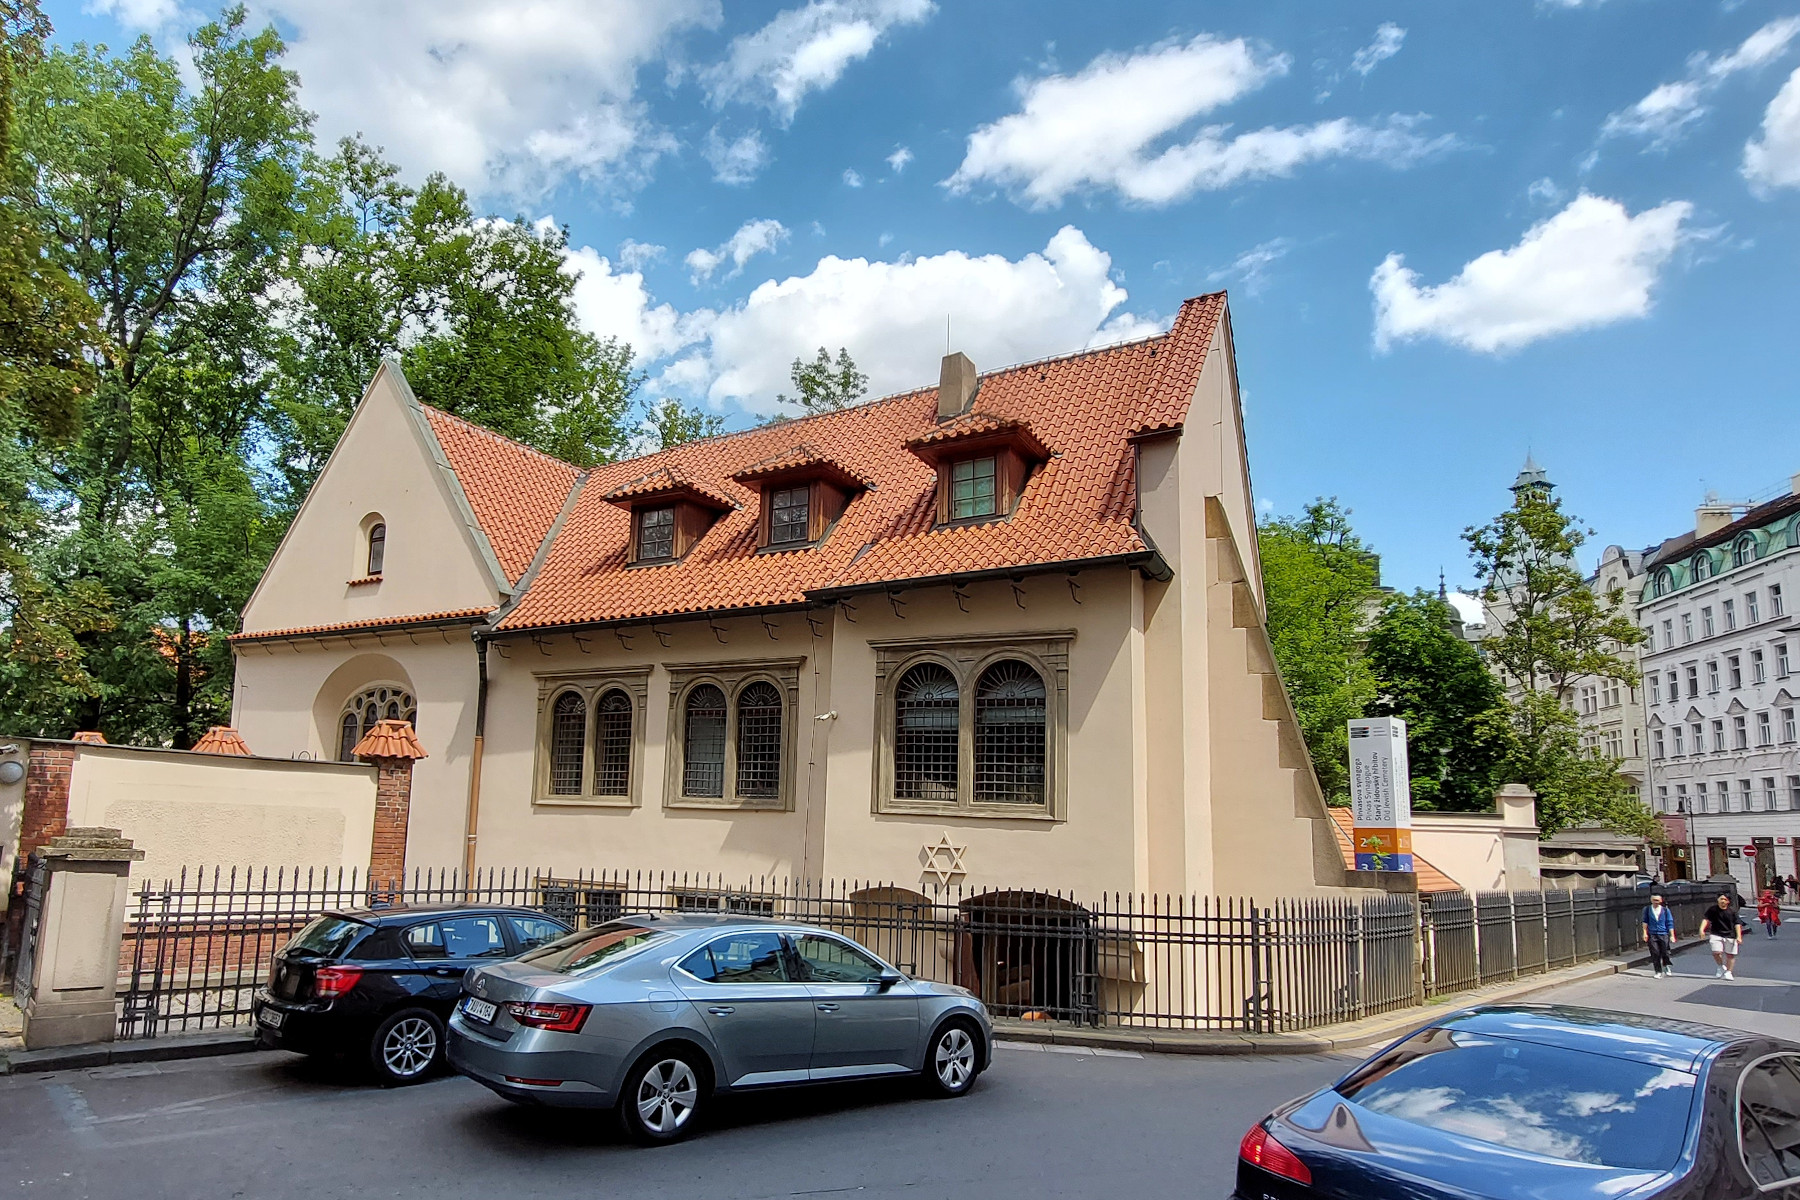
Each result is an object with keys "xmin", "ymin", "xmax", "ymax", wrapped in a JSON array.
[{"xmin": 446, "ymin": 913, "xmax": 993, "ymax": 1142}]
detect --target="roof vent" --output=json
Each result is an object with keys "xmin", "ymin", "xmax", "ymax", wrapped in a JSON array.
[{"xmin": 937, "ymin": 352, "xmax": 977, "ymax": 422}]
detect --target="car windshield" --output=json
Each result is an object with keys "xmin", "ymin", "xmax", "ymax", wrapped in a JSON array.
[
  {"xmin": 1338, "ymin": 1027, "xmax": 1697, "ymax": 1170},
  {"xmin": 516, "ymin": 921, "xmax": 671, "ymax": 974},
  {"xmin": 285, "ymin": 916, "xmax": 367, "ymax": 959}
]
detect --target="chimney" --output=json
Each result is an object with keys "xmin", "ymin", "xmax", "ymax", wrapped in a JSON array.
[
  {"xmin": 1694, "ymin": 492, "xmax": 1734, "ymax": 538},
  {"xmin": 937, "ymin": 352, "xmax": 977, "ymax": 421},
  {"xmin": 1791, "ymin": 470, "xmax": 1800, "ymax": 496}
]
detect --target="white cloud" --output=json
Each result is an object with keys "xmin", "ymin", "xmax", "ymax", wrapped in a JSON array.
[
  {"xmin": 1447, "ymin": 592, "xmax": 1486, "ymax": 628},
  {"xmin": 842, "ymin": 167, "xmax": 865, "ymax": 187},
  {"xmin": 1527, "ymin": 176, "xmax": 1564, "ymax": 204},
  {"xmin": 560, "ymin": 244, "xmax": 706, "ymax": 364},
  {"xmin": 1350, "ymin": 24, "xmax": 1406, "ymax": 77},
  {"xmin": 617, "ymin": 239, "xmax": 665, "ymax": 271},
  {"xmin": 685, "ymin": 218, "xmax": 791, "ymax": 283},
  {"xmin": 1371, "ymin": 193, "xmax": 1693, "ymax": 354},
  {"xmin": 702, "ymin": 0, "xmax": 934, "ymax": 124},
  {"xmin": 1207, "ymin": 237, "xmax": 1295, "ymax": 295},
  {"xmin": 696, "ymin": 226, "xmax": 1156, "ymax": 412},
  {"xmin": 701, "ymin": 127, "xmax": 770, "ymax": 184},
  {"xmin": 1602, "ymin": 17, "xmax": 1800, "ymax": 147},
  {"xmin": 944, "ymin": 34, "xmax": 1449, "ymax": 208},
  {"xmin": 886, "ymin": 145, "xmax": 914, "ymax": 173},
  {"xmin": 1745, "ymin": 65, "xmax": 1800, "ymax": 189}
]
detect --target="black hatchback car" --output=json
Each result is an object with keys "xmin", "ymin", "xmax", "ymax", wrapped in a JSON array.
[
  {"xmin": 252, "ymin": 904, "xmax": 571, "ymax": 1085},
  {"xmin": 1236, "ymin": 1005, "xmax": 1800, "ymax": 1200}
]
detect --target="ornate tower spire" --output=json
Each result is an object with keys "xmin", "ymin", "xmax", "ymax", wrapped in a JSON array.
[{"xmin": 1510, "ymin": 453, "xmax": 1552, "ymax": 495}]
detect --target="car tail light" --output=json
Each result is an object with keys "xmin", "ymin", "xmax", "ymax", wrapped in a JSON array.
[
  {"xmin": 1239, "ymin": 1123, "xmax": 1312, "ymax": 1185},
  {"xmin": 504, "ymin": 1001, "xmax": 591, "ymax": 1032},
  {"xmin": 312, "ymin": 965, "xmax": 363, "ymax": 1000}
]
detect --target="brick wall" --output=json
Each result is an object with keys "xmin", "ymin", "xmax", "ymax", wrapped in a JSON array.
[
  {"xmin": 368, "ymin": 758, "xmax": 415, "ymax": 887},
  {"xmin": 19, "ymin": 745, "xmax": 75, "ymax": 859}
]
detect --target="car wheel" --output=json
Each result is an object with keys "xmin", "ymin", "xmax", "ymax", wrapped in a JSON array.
[
  {"xmin": 618, "ymin": 1049, "xmax": 706, "ymax": 1144},
  {"xmin": 924, "ymin": 1020, "xmax": 981, "ymax": 1097},
  {"xmin": 369, "ymin": 1008, "xmax": 444, "ymax": 1086}
]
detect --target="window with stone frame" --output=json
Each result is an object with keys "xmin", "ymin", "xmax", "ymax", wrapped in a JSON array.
[
  {"xmin": 1748, "ymin": 591, "xmax": 1762, "ymax": 623},
  {"xmin": 664, "ymin": 659, "xmax": 803, "ymax": 810},
  {"xmin": 872, "ymin": 632, "xmax": 1070, "ymax": 818},
  {"xmin": 531, "ymin": 669, "xmax": 650, "ymax": 805}
]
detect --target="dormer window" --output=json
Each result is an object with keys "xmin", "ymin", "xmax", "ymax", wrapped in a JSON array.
[
  {"xmin": 950, "ymin": 456, "xmax": 998, "ymax": 520},
  {"xmin": 769, "ymin": 485, "xmax": 811, "ymax": 546},
  {"xmin": 905, "ymin": 414, "xmax": 1049, "ymax": 527},
  {"xmin": 729, "ymin": 444, "xmax": 869, "ymax": 552},
  {"xmin": 605, "ymin": 468, "xmax": 735, "ymax": 566},
  {"xmin": 636, "ymin": 506, "xmax": 676, "ymax": 561}
]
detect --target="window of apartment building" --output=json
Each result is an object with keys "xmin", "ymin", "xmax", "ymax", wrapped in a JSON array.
[
  {"xmin": 1682, "ymin": 613, "xmax": 1695, "ymax": 643},
  {"xmin": 1778, "ymin": 642, "xmax": 1792, "ymax": 678},
  {"xmin": 1579, "ymin": 685, "xmax": 1597, "ymax": 715},
  {"xmin": 1741, "ymin": 779, "xmax": 1754, "ymax": 811},
  {"xmin": 1632, "ymin": 729, "xmax": 1640, "ymax": 757},
  {"xmin": 1712, "ymin": 719, "xmax": 1726, "ymax": 752},
  {"xmin": 1651, "ymin": 674, "xmax": 1662, "ymax": 704},
  {"xmin": 1729, "ymin": 655, "xmax": 1743, "ymax": 689},
  {"xmin": 1753, "ymin": 649, "xmax": 1767, "ymax": 684},
  {"xmin": 1735, "ymin": 535, "xmax": 1758, "ymax": 568},
  {"xmin": 1734, "ymin": 715, "xmax": 1749, "ymax": 750},
  {"xmin": 1759, "ymin": 712, "xmax": 1774, "ymax": 746},
  {"xmin": 1662, "ymin": 619, "xmax": 1674, "ymax": 649},
  {"xmin": 1656, "ymin": 785, "xmax": 1669, "ymax": 812},
  {"xmin": 1724, "ymin": 598, "xmax": 1737, "ymax": 630},
  {"xmin": 1702, "ymin": 606, "xmax": 1715, "ymax": 637},
  {"xmin": 1748, "ymin": 591, "xmax": 1761, "ymax": 624},
  {"xmin": 1653, "ymin": 729, "xmax": 1666, "ymax": 759},
  {"xmin": 1602, "ymin": 679, "xmax": 1621, "ymax": 708},
  {"xmin": 1673, "ymin": 724, "xmax": 1686, "ymax": 755},
  {"xmin": 665, "ymin": 661, "xmax": 802, "ymax": 810},
  {"xmin": 1695, "ymin": 554, "xmax": 1714, "ymax": 581},
  {"xmin": 1790, "ymin": 776, "xmax": 1800, "ymax": 811},
  {"xmin": 1669, "ymin": 670, "xmax": 1680, "ymax": 701},
  {"xmin": 1772, "ymin": 583, "xmax": 1785, "ymax": 618},
  {"xmin": 1707, "ymin": 661, "xmax": 1721, "ymax": 693},
  {"xmin": 1674, "ymin": 782, "xmax": 1688, "ymax": 812},
  {"xmin": 1686, "ymin": 665, "xmax": 1700, "ymax": 698},
  {"xmin": 1764, "ymin": 777, "xmax": 1779, "ymax": 810},
  {"xmin": 1785, "ymin": 708, "xmax": 1798, "ymax": 743},
  {"xmin": 1603, "ymin": 728, "xmax": 1623, "ymax": 758},
  {"xmin": 872, "ymin": 634, "xmax": 1068, "ymax": 817},
  {"xmin": 532, "ymin": 670, "xmax": 650, "ymax": 805}
]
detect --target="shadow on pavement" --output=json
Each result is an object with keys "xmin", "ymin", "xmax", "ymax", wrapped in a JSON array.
[{"xmin": 1677, "ymin": 982, "xmax": 1800, "ymax": 1016}]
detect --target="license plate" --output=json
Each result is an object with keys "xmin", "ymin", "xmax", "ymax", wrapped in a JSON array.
[
  {"xmin": 257, "ymin": 1007, "xmax": 285, "ymax": 1029},
  {"xmin": 463, "ymin": 997, "xmax": 497, "ymax": 1023}
]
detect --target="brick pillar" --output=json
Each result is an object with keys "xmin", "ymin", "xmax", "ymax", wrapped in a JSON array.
[
  {"xmin": 353, "ymin": 720, "xmax": 428, "ymax": 890},
  {"xmin": 19, "ymin": 744, "xmax": 76, "ymax": 860}
]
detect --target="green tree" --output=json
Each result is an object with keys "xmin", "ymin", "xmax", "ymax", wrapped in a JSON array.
[
  {"xmin": 1465, "ymin": 486, "xmax": 1654, "ymax": 836},
  {"xmin": 642, "ymin": 397, "xmax": 724, "ymax": 451},
  {"xmin": 777, "ymin": 346, "xmax": 866, "ymax": 414},
  {"xmin": 1366, "ymin": 592, "xmax": 1507, "ymax": 811},
  {"xmin": 1259, "ymin": 498, "xmax": 1381, "ymax": 802}
]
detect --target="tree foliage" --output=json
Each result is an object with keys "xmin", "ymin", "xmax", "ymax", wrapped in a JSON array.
[
  {"xmin": 1258, "ymin": 498, "xmax": 1380, "ymax": 802},
  {"xmin": 642, "ymin": 397, "xmax": 724, "ymax": 451},
  {"xmin": 777, "ymin": 346, "xmax": 866, "ymax": 415}
]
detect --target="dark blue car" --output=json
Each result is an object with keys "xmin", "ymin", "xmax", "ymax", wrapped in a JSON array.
[{"xmin": 1235, "ymin": 1005, "xmax": 1800, "ymax": 1200}]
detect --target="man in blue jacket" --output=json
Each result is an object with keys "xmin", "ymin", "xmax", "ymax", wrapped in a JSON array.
[{"xmin": 1643, "ymin": 891, "xmax": 1677, "ymax": 977}]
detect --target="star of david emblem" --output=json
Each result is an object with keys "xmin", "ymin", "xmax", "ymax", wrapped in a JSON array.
[{"xmin": 921, "ymin": 833, "xmax": 968, "ymax": 888}]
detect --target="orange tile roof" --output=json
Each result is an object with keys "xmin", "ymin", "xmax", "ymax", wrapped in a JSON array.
[
  {"xmin": 231, "ymin": 608, "xmax": 495, "ymax": 643},
  {"xmin": 421, "ymin": 405, "xmax": 580, "ymax": 584},
  {"xmin": 729, "ymin": 444, "xmax": 874, "ymax": 491},
  {"xmin": 192, "ymin": 726, "xmax": 253, "ymax": 756},
  {"xmin": 495, "ymin": 293, "xmax": 1228, "ymax": 631},
  {"xmin": 603, "ymin": 466, "xmax": 737, "ymax": 511},
  {"xmin": 352, "ymin": 718, "xmax": 427, "ymax": 761},
  {"xmin": 1326, "ymin": 807, "xmax": 1462, "ymax": 893}
]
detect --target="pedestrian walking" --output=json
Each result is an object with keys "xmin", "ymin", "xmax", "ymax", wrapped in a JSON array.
[
  {"xmin": 1759, "ymin": 889, "xmax": 1782, "ymax": 937},
  {"xmin": 1701, "ymin": 893, "xmax": 1749, "ymax": 979},
  {"xmin": 1643, "ymin": 891, "xmax": 1677, "ymax": 977},
  {"xmin": 1787, "ymin": 874, "xmax": 1798, "ymax": 904}
]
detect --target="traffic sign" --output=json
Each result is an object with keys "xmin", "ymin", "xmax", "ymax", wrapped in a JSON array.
[{"xmin": 1745, "ymin": 845, "xmax": 1759, "ymax": 857}]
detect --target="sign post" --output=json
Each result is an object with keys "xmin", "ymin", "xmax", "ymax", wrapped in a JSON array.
[{"xmin": 1349, "ymin": 717, "xmax": 1413, "ymax": 873}]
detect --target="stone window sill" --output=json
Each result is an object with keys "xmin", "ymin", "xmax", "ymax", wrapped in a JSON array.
[{"xmin": 533, "ymin": 795, "xmax": 636, "ymax": 809}]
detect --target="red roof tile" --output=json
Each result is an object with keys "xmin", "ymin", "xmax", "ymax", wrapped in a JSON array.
[
  {"xmin": 476, "ymin": 293, "xmax": 1227, "ymax": 631},
  {"xmin": 352, "ymin": 718, "xmax": 427, "ymax": 761},
  {"xmin": 421, "ymin": 405, "xmax": 580, "ymax": 585},
  {"xmin": 729, "ymin": 444, "xmax": 874, "ymax": 491},
  {"xmin": 903, "ymin": 413, "xmax": 1051, "ymax": 465},
  {"xmin": 602, "ymin": 466, "xmax": 737, "ymax": 512},
  {"xmin": 192, "ymin": 726, "xmax": 253, "ymax": 756},
  {"xmin": 232, "ymin": 608, "xmax": 495, "ymax": 642}
]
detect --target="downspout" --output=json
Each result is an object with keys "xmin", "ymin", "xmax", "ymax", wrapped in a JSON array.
[{"xmin": 463, "ymin": 633, "xmax": 489, "ymax": 891}]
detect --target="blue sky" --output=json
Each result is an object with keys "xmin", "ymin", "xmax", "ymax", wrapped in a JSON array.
[{"xmin": 49, "ymin": 1, "xmax": 1800, "ymax": 598}]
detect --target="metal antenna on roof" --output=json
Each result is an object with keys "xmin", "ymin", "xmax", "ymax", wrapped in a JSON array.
[{"xmin": 945, "ymin": 314, "xmax": 951, "ymax": 354}]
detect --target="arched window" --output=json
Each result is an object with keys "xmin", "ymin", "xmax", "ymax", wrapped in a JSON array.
[
  {"xmin": 683, "ymin": 685, "xmax": 727, "ymax": 797},
  {"xmin": 1654, "ymin": 567, "xmax": 1674, "ymax": 597},
  {"xmin": 973, "ymin": 661, "xmax": 1047, "ymax": 804},
  {"xmin": 1734, "ymin": 535, "xmax": 1756, "ymax": 568},
  {"xmin": 337, "ymin": 685, "xmax": 416, "ymax": 760},
  {"xmin": 366, "ymin": 522, "xmax": 386, "ymax": 575},
  {"xmin": 594, "ymin": 689, "xmax": 633, "ymax": 797},
  {"xmin": 1692, "ymin": 553, "xmax": 1711, "ymax": 581},
  {"xmin": 1788, "ymin": 517, "xmax": 1800, "ymax": 549},
  {"xmin": 735, "ymin": 681, "xmax": 783, "ymax": 799},
  {"xmin": 894, "ymin": 663, "xmax": 959, "ymax": 800},
  {"xmin": 548, "ymin": 691, "xmax": 586, "ymax": 795}
]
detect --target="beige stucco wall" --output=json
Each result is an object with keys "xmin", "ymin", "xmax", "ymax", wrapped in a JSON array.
[
  {"xmin": 240, "ymin": 364, "xmax": 502, "ymax": 636},
  {"xmin": 231, "ymin": 633, "xmax": 479, "ymax": 872},
  {"xmin": 62, "ymin": 746, "xmax": 377, "ymax": 885}
]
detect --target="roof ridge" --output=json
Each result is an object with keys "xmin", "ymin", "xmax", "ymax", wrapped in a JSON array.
[{"xmin": 419, "ymin": 402, "xmax": 581, "ymax": 473}]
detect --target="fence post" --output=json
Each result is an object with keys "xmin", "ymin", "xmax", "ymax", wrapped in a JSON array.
[
  {"xmin": 1247, "ymin": 901, "xmax": 1265, "ymax": 1034},
  {"xmin": 18, "ymin": 829, "xmax": 144, "ymax": 1050}
]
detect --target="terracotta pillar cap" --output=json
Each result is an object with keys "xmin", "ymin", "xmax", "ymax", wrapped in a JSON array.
[{"xmin": 354, "ymin": 719, "xmax": 427, "ymax": 761}]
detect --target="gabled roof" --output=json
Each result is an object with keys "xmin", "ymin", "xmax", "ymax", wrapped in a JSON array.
[
  {"xmin": 729, "ymin": 444, "xmax": 874, "ymax": 491},
  {"xmin": 603, "ymin": 466, "xmax": 737, "ymax": 512},
  {"xmin": 420, "ymin": 405, "xmax": 581, "ymax": 585},
  {"xmin": 904, "ymin": 413, "xmax": 1051, "ymax": 466},
  {"xmin": 387, "ymin": 292, "xmax": 1231, "ymax": 633}
]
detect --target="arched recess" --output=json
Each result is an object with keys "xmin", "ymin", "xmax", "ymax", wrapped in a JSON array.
[
  {"xmin": 311, "ymin": 653, "xmax": 417, "ymax": 760},
  {"xmin": 956, "ymin": 891, "xmax": 1095, "ymax": 1022},
  {"xmin": 848, "ymin": 886, "xmax": 936, "ymax": 975}
]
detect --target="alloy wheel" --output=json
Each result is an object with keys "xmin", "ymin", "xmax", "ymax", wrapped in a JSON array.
[
  {"xmin": 935, "ymin": 1027, "xmax": 975, "ymax": 1090},
  {"xmin": 383, "ymin": 1016, "xmax": 438, "ymax": 1078},
  {"xmin": 635, "ymin": 1058, "xmax": 699, "ymax": 1135}
]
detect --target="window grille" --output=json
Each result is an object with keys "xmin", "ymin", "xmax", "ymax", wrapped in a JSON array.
[
  {"xmin": 950, "ymin": 456, "xmax": 998, "ymax": 519},
  {"xmin": 638, "ymin": 506, "xmax": 675, "ymax": 560},
  {"xmin": 337, "ymin": 685, "xmax": 416, "ymax": 761},
  {"xmin": 974, "ymin": 660, "xmax": 1047, "ymax": 804},
  {"xmin": 549, "ymin": 692, "xmax": 585, "ymax": 795},
  {"xmin": 683, "ymin": 685, "xmax": 727, "ymax": 797},
  {"xmin": 594, "ymin": 690, "xmax": 632, "ymax": 796},
  {"xmin": 894, "ymin": 663, "xmax": 959, "ymax": 800},
  {"xmin": 769, "ymin": 485, "xmax": 810, "ymax": 545},
  {"xmin": 366, "ymin": 522, "xmax": 385, "ymax": 575},
  {"xmin": 735, "ymin": 681, "xmax": 783, "ymax": 799}
]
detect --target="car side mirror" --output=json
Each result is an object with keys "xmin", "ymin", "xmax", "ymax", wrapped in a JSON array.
[{"xmin": 877, "ymin": 970, "xmax": 904, "ymax": 992}]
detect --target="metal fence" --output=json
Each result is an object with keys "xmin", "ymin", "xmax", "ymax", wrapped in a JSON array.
[
  {"xmin": 111, "ymin": 866, "xmax": 1729, "ymax": 1041},
  {"xmin": 1420, "ymin": 881, "xmax": 1722, "ymax": 999}
]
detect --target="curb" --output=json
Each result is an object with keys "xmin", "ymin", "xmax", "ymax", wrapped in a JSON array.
[
  {"xmin": 0, "ymin": 1029, "xmax": 262, "ymax": 1076},
  {"xmin": 992, "ymin": 940, "xmax": 1706, "ymax": 1058}
]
